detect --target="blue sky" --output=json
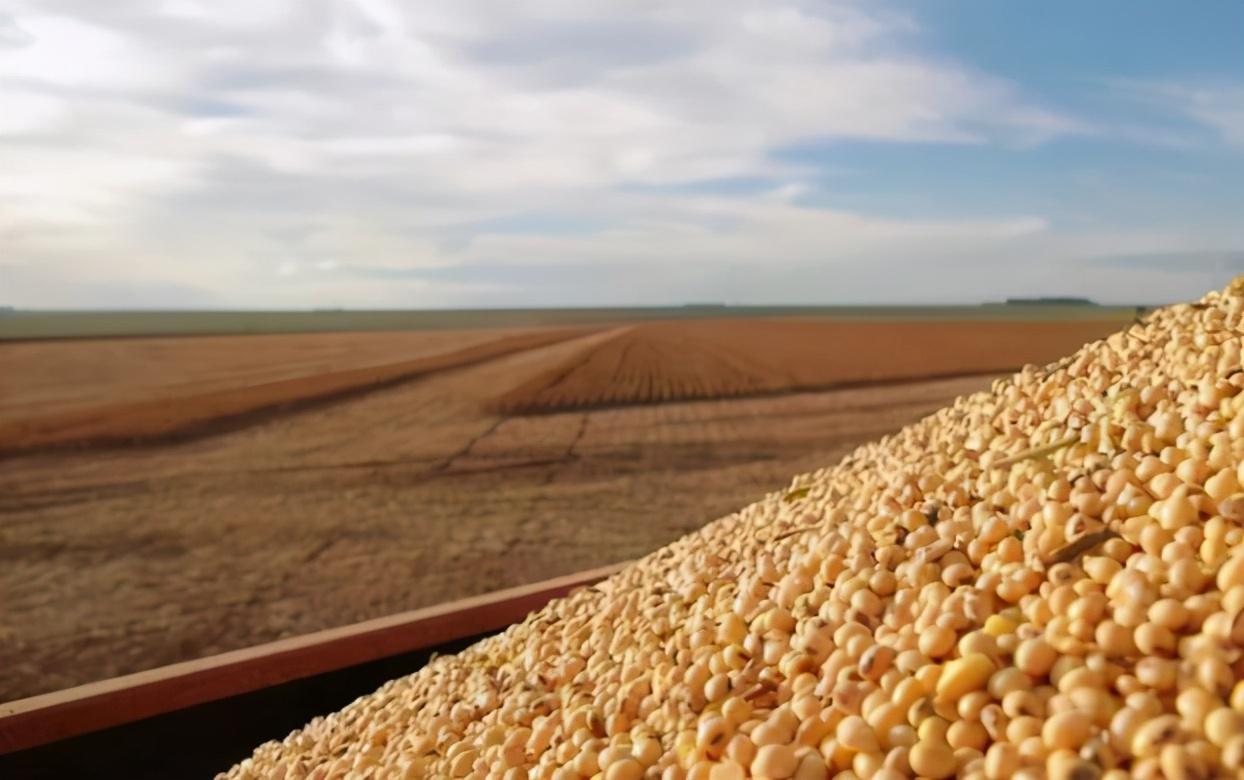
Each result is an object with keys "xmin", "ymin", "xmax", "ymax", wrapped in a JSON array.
[{"xmin": 1, "ymin": 1, "xmax": 1242, "ymax": 308}]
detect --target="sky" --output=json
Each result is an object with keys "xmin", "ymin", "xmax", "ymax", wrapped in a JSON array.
[{"xmin": 2, "ymin": 1, "xmax": 1243, "ymax": 309}]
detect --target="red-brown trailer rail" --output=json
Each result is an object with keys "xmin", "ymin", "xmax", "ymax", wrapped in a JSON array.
[{"xmin": 0, "ymin": 562, "xmax": 625, "ymax": 777}]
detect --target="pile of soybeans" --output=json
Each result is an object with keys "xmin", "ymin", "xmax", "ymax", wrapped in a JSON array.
[{"xmin": 223, "ymin": 282, "xmax": 1244, "ymax": 780}]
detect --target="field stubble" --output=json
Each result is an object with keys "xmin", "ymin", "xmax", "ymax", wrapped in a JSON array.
[
  {"xmin": 0, "ymin": 326, "xmax": 597, "ymax": 454},
  {"xmin": 493, "ymin": 319, "xmax": 1127, "ymax": 412}
]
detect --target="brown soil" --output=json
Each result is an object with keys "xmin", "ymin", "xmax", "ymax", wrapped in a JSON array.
[
  {"xmin": 494, "ymin": 319, "xmax": 1126, "ymax": 413},
  {"xmin": 0, "ymin": 318, "xmax": 1127, "ymax": 701}
]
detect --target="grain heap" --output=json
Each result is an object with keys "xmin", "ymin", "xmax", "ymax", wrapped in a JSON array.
[{"xmin": 223, "ymin": 281, "xmax": 1244, "ymax": 780}]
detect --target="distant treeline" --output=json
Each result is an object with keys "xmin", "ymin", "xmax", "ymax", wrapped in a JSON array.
[{"xmin": 1004, "ymin": 297, "xmax": 1097, "ymax": 306}]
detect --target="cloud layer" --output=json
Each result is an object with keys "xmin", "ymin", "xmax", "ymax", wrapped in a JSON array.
[{"xmin": 1, "ymin": 0, "xmax": 1241, "ymax": 307}]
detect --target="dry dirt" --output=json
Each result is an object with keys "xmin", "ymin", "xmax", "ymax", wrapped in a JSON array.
[{"xmin": 0, "ymin": 318, "xmax": 1128, "ymax": 701}]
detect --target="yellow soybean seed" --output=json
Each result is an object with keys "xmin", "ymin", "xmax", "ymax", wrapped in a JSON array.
[{"xmin": 936, "ymin": 654, "xmax": 995, "ymax": 701}]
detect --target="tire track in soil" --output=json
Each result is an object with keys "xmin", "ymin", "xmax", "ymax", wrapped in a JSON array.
[
  {"xmin": 433, "ymin": 417, "xmax": 508, "ymax": 473},
  {"xmin": 546, "ymin": 413, "xmax": 590, "ymax": 482},
  {"xmin": 491, "ymin": 411, "xmax": 594, "ymax": 586}
]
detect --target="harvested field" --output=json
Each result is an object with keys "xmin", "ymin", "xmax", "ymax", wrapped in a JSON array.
[
  {"xmin": 0, "ymin": 316, "xmax": 1130, "ymax": 701},
  {"xmin": 493, "ymin": 319, "xmax": 1128, "ymax": 413},
  {"xmin": 0, "ymin": 326, "xmax": 596, "ymax": 453}
]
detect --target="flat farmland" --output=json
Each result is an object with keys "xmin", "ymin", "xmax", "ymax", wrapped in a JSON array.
[
  {"xmin": 0, "ymin": 326, "xmax": 596, "ymax": 452},
  {"xmin": 493, "ymin": 319, "xmax": 1119, "ymax": 412},
  {"xmin": 0, "ymin": 315, "xmax": 1129, "ymax": 700}
]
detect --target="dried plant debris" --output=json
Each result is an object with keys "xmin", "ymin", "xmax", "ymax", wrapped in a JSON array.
[
  {"xmin": 1047, "ymin": 530, "xmax": 1122, "ymax": 566},
  {"xmin": 991, "ymin": 433, "xmax": 1081, "ymax": 470},
  {"xmin": 224, "ymin": 281, "xmax": 1244, "ymax": 780},
  {"xmin": 783, "ymin": 486, "xmax": 812, "ymax": 503}
]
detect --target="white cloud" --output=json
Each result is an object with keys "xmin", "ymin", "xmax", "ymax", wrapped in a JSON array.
[
  {"xmin": 0, "ymin": 13, "xmax": 169, "ymax": 89},
  {"xmin": 1108, "ymin": 79, "xmax": 1244, "ymax": 149},
  {"xmin": 154, "ymin": 0, "xmax": 298, "ymax": 28},
  {"xmin": 0, "ymin": 0, "xmax": 1225, "ymax": 309},
  {"xmin": 1161, "ymin": 85, "xmax": 1244, "ymax": 149},
  {"xmin": 0, "ymin": 146, "xmax": 192, "ymax": 226},
  {"xmin": 0, "ymin": 86, "xmax": 68, "ymax": 134}
]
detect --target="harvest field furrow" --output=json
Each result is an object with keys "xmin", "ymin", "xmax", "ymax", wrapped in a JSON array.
[
  {"xmin": 0, "ymin": 326, "xmax": 599, "ymax": 455},
  {"xmin": 492, "ymin": 318, "xmax": 1128, "ymax": 413},
  {"xmin": 1, "ymin": 329, "xmax": 531, "ymax": 415}
]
